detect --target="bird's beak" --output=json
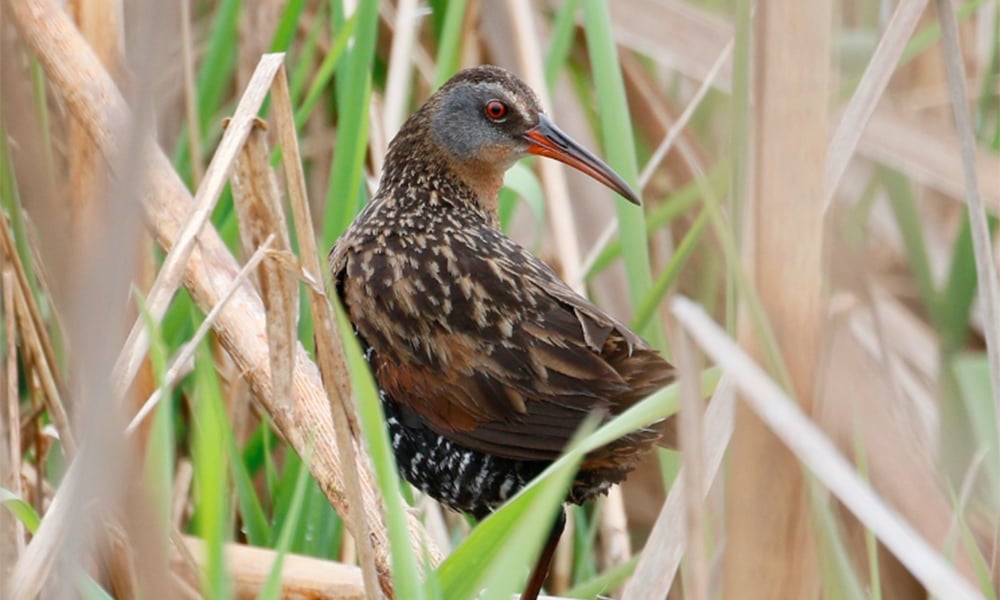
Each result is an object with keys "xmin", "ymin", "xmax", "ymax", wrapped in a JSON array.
[{"xmin": 522, "ymin": 114, "xmax": 641, "ymax": 205}]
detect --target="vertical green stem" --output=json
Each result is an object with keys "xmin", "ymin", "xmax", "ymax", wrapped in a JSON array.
[{"xmin": 582, "ymin": 0, "xmax": 667, "ymax": 351}]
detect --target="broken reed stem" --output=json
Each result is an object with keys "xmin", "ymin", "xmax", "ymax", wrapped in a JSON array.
[
  {"xmin": 111, "ymin": 56, "xmax": 285, "ymax": 400},
  {"xmin": 271, "ymin": 63, "xmax": 388, "ymax": 598},
  {"xmin": 230, "ymin": 121, "xmax": 296, "ymax": 425},
  {"xmin": 126, "ymin": 236, "xmax": 276, "ymax": 435}
]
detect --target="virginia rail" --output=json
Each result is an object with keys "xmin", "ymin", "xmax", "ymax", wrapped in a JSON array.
[{"xmin": 330, "ymin": 65, "xmax": 675, "ymax": 599}]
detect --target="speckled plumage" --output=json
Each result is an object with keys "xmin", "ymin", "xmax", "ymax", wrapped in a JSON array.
[{"xmin": 329, "ymin": 65, "xmax": 675, "ymax": 596}]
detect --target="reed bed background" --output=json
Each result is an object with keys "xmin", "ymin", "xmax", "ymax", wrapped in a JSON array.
[{"xmin": 1, "ymin": 0, "xmax": 999, "ymax": 598}]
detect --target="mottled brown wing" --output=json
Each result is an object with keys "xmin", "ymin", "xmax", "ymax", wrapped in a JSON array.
[{"xmin": 333, "ymin": 226, "xmax": 675, "ymax": 463}]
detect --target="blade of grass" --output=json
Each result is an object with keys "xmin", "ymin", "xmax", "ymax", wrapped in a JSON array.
[
  {"xmin": 631, "ymin": 208, "xmax": 710, "ymax": 333},
  {"xmin": 564, "ymin": 555, "xmax": 639, "ymax": 599},
  {"xmin": 437, "ymin": 368, "xmax": 719, "ymax": 599},
  {"xmin": 268, "ymin": 0, "xmax": 306, "ymax": 52},
  {"xmin": 229, "ymin": 432, "xmax": 271, "ymax": 546},
  {"xmin": 76, "ymin": 575, "xmax": 115, "ymax": 600},
  {"xmin": 853, "ymin": 418, "xmax": 883, "ymax": 600},
  {"xmin": 583, "ymin": 165, "xmax": 726, "ymax": 278},
  {"xmin": 0, "ymin": 488, "xmax": 41, "ymax": 534},
  {"xmin": 582, "ymin": 0, "xmax": 667, "ymax": 351},
  {"xmin": 883, "ymin": 167, "xmax": 941, "ymax": 327},
  {"xmin": 435, "ymin": 422, "xmax": 590, "ymax": 600},
  {"xmin": 294, "ymin": 14, "xmax": 357, "ymax": 129},
  {"xmin": 322, "ymin": 0, "xmax": 378, "ymax": 242},
  {"xmin": 499, "ymin": 161, "xmax": 545, "ymax": 233},
  {"xmin": 543, "ymin": 0, "xmax": 582, "ymax": 89},
  {"xmin": 289, "ymin": 5, "xmax": 327, "ymax": 107},
  {"xmin": 939, "ymin": 216, "xmax": 990, "ymax": 354},
  {"xmin": 809, "ymin": 482, "xmax": 869, "ymax": 600},
  {"xmin": 258, "ymin": 445, "xmax": 314, "ymax": 600},
  {"xmin": 433, "ymin": 0, "xmax": 469, "ymax": 86},
  {"xmin": 28, "ymin": 58, "xmax": 56, "ymax": 181},
  {"xmin": 727, "ymin": 0, "xmax": 751, "ymax": 334},
  {"xmin": 335, "ymin": 302, "xmax": 425, "ymax": 599},
  {"xmin": 190, "ymin": 340, "xmax": 232, "ymax": 599},
  {"xmin": 137, "ymin": 293, "xmax": 176, "ymax": 537},
  {"xmin": 953, "ymin": 354, "xmax": 1000, "ymax": 502}
]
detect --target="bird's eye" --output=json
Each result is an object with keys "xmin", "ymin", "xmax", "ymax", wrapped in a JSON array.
[{"xmin": 484, "ymin": 100, "xmax": 508, "ymax": 121}]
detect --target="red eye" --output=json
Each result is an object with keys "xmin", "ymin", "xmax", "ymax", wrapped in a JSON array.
[{"xmin": 484, "ymin": 100, "xmax": 508, "ymax": 121}]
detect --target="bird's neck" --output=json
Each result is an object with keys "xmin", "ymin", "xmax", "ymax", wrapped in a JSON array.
[
  {"xmin": 449, "ymin": 159, "xmax": 505, "ymax": 217},
  {"xmin": 380, "ymin": 135, "xmax": 504, "ymax": 228}
]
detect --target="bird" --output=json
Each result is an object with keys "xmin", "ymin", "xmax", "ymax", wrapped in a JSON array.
[{"xmin": 329, "ymin": 65, "xmax": 675, "ymax": 599}]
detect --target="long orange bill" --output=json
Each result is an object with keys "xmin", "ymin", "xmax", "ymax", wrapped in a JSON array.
[{"xmin": 522, "ymin": 114, "xmax": 641, "ymax": 205}]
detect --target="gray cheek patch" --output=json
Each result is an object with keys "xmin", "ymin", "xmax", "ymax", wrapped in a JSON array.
[{"xmin": 431, "ymin": 90, "xmax": 508, "ymax": 160}]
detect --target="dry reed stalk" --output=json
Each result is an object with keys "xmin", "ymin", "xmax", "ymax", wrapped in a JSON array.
[
  {"xmin": 825, "ymin": 0, "xmax": 929, "ymax": 207},
  {"xmin": 621, "ymin": 378, "xmax": 734, "ymax": 600},
  {"xmin": 858, "ymin": 107, "xmax": 1000, "ymax": 211},
  {"xmin": 126, "ymin": 236, "xmax": 276, "ymax": 434},
  {"xmin": 112, "ymin": 55, "xmax": 284, "ymax": 400},
  {"xmin": 603, "ymin": 0, "xmax": 1000, "ymax": 214},
  {"xmin": 66, "ymin": 0, "xmax": 123, "ymax": 250},
  {"xmin": 271, "ymin": 63, "xmax": 387, "ymax": 596},
  {"xmin": 606, "ymin": 0, "xmax": 732, "ymax": 91},
  {"xmin": 723, "ymin": 3, "xmax": 831, "ymax": 597},
  {"xmin": 179, "ymin": 0, "xmax": 204, "ymax": 187},
  {"xmin": 230, "ymin": 122, "xmax": 297, "ymax": 424},
  {"xmin": 549, "ymin": 504, "xmax": 573, "ymax": 595},
  {"xmin": 1, "ymin": 265, "xmax": 25, "ymax": 581},
  {"xmin": 3, "ymin": 2, "xmax": 434, "ymax": 594},
  {"xmin": 635, "ymin": 41, "xmax": 731, "ymax": 191},
  {"xmin": 597, "ymin": 489, "xmax": 628, "ymax": 589},
  {"xmin": 382, "ymin": 0, "xmax": 420, "ymax": 137},
  {"xmin": 7, "ymin": 454, "xmax": 83, "ymax": 598},
  {"xmin": 672, "ymin": 296, "xmax": 984, "ymax": 600},
  {"xmin": 0, "ymin": 219, "xmax": 73, "ymax": 456},
  {"xmin": 175, "ymin": 535, "xmax": 365, "ymax": 599},
  {"xmin": 368, "ymin": 96, "xmax": 388, "ymax": 185},
  {"xmin": 0, "ymin": 239, "xmax": 75, "ymax": 459},
  {"xmin": 621, "ymin": 54, "xmax": 709, "ymax": 192},
  {"xmin": 676, "ymin": 327, "xmax": 708, "ymax": 600}
]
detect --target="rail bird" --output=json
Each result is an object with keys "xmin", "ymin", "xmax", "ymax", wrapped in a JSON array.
[{"xmin": 330, "ymin": 65, "xmax": 675, "ymax": 599}]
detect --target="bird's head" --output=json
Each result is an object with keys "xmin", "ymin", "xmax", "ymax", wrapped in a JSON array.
[{"xmin": 416, "ymin": 65, "xmax": 641, "ymax": 206}]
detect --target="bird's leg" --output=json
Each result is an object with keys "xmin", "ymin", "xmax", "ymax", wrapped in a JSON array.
[{"xmin": 520, "ymin": 508, "xmax": 567, "ymax": 600}]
